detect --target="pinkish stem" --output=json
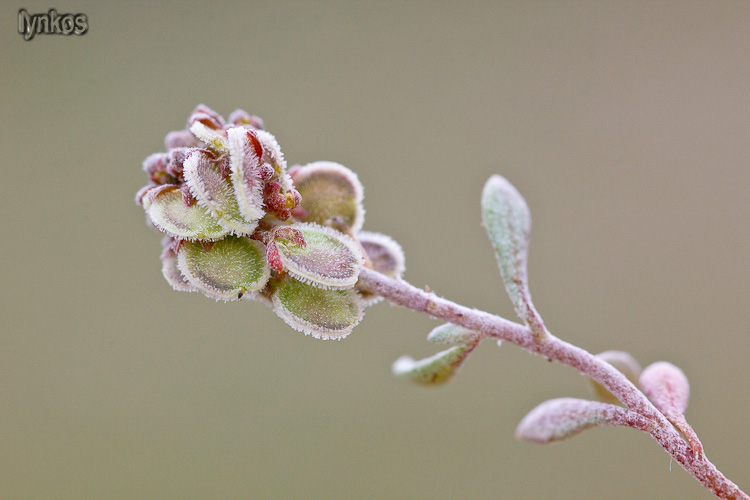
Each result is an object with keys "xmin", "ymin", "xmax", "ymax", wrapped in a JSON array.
[{"xmin": 357, "ymin": 267, "xmax": 748, "ymax": 500}]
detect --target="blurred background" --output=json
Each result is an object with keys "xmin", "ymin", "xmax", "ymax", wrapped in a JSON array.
[{"xmin": 3, "ymin": 1, "xmax": 749, "ymax": 498}]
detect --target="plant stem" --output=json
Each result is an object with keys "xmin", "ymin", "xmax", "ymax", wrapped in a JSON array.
[{"xmin": 357, "ymin": 267, "xmax": 748, "ymax": 500}]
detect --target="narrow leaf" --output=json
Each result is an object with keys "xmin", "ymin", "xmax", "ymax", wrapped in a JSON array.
[
  {"xmin": 590, "ymin": 351, "xmax": 642, "ymax": 405},
  {"xmin": 144, "ymin": 185, "xmax": 229, "ymax": 241},
  {"xmin": 639, "ymin": 361, "xmax": 702, "ymax": 455},
  {"xmin": 290, "ymin": 161, "xmax": 365, "ymax": 232},
  {"xmin": 274, "ymin": 223, "xmax": 363, "ymax": 289},
  {"xmin": 271, "ymin": 278, "xmax": 364, "ymax": 339},
  {"xmin": 426, "ymin": 323, "xmax": 482, "ymax": 346},
  {"xmin": 183, "ymin": 150, "xmax": 258, "ymax": 235},
  {"xmin": 392, "ymin": 345, "xmax": 474, "ymax": 385},
  {"xmin": 640, "ymin": 362, "xmax": 690, "ymax": 415},
  {"xmin": 516, "ymin": 398, "xmax": 648, "ymax": 444},
  {"xmin": 481, "ymin": 175, "xmax": 545, "ymax": 338},
  {"xmin": 177, "ymin": 236, "xmax": 270, "ymax": 301}
]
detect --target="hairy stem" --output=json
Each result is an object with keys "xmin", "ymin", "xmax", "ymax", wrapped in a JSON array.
[{"xmin": 357, "ymin": 267, "xmax": 748, "ymax": 500}]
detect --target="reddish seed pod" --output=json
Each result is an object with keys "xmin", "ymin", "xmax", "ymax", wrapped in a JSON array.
[
  {"xmin": 166, "ymin": 147, "xmax": 192, "ymax": 179},
  {"xmin": 164, "ymin": 129, "xmax": 200, "ymax": 149},
  {"xmin": 143, "ymin": 152, "xmax": 168, "ymax": 175},
  {"xmin": 188, "ymin": 105, "xmax": 225, "ymax": 130},
  {"xmin": 227, "ymin": 109, "xmax": 263, "ymax": 129},
  {"xmin": 135, "ymin": 184, "xmax": 157, "ymax": 206},
  {"xmin": 228, "ymin": 109, "xmax": 252, "ymax": 126}
]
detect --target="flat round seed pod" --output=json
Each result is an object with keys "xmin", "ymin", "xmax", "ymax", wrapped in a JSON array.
[
  {"xmin": 177, "ymin": 236, "xmax": 270, "ymax": 301},
  {"xmin": 144, "ymin": 185, "xmax": 229, "ymax": 241},
  {"xmin": 358, "ymin": 231, "xmax": 405, "ymax": 278},
  {"xmin": 275, "ymin": 223, "xmax": 363, "ymax": 289},
  {"xmin": 227, "ymin": 127, "xmax": 266, "ymax": 224},
  {"xmin": 271, "ymin": 277, "xmax": 364, "ymax": 339},
  {"xmin": 160, "ymin": 241, "xmax": 196, "ymax": 292},
  {"xmin": 183, "ymin": 150, "xmax": 258, "ymax": 235},
  {"xmin": 290, "ymin": 161, "xmax": 364, "ymax": 232}
]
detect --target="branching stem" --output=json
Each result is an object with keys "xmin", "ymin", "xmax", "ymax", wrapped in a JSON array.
[{"xmin": 357, "ymin": 267, "xmax": 748, "ymax": 500}]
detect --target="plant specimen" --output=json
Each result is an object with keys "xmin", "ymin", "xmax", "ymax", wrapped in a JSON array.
[{"xmin": 136, "ymin": 105, "xmax": 747, "ymax": 499}]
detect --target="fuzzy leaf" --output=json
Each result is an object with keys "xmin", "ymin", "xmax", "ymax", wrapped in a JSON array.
[
  {"xmin": 227, "ymin": 127, "xmax": 266, "ymax": 224},
  {"xmin": 274, "ymin": 223, "xmax": 363, "ymax": 289},
  {"xmin": 392, "ymin": 345, "xmax": 474, "ymax": 385},
  {"xmin": 481, "ymin": 175, "xmax": 545, "ymax": 338},
  {"xmin": 516, "ymin": 398, "xmax": 645, "ymax": 444},
  {"xmin": 426, "ymin": 323, "xmax": 482, "ymax": 346},
  {"xmin": 290, "ymin": 161, "xmax": 365, "ymax": 232},
  {"xmin": 640, "ymin": 362, "xmax": 690, "ymax": 415},
  {"xmin": 177, "ymin": 236, "xmax": 270, "ymax": 301},
  {"xmin": 144, "ymin": 185, "xmax": 229, "ymax": 241},
  {"xmin": 183, "ymin": 150, "xmax": 258, "ymax": 235},
  {"xmin": 271, "ymin": 278, "xmax": 364, "ymax": 339},
  {"xmin": 590, "ymin": 351, "xmax": 642, "ymax": 405}
]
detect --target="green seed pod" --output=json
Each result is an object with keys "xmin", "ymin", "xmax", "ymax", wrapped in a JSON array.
[
  {"xmin": 177, "ymin": 236, "xmax": 270, "ymax": 301},
  {"xmin": 144, "ymin": 185, "xmax": 229, "ymax": 241},
  {"xmin": 271, "ymin": 277, "xmax": 364, "ymax": 339}
]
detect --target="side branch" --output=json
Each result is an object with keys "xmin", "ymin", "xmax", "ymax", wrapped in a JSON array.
[{"xmin": 357, "ymin": 267, "xmax": 748, "ymax": 500}]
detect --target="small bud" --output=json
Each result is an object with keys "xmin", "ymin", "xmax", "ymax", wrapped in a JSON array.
[
  {"xmin": 273, "ymin": 226, "xmax": 307, "ymax": 247},
  {"xmin": 265, "ymin": 241, "xmax": 284, "ymax": 271}
]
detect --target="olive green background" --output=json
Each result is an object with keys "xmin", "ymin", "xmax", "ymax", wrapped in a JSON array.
[{"xmin": 3, "ymin": 1, "xmax": 749, "ymax": 498}]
